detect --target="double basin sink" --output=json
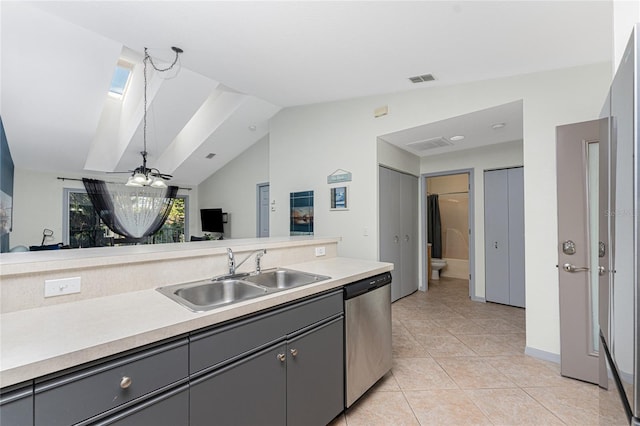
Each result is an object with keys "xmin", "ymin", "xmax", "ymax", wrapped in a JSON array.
[{"xmin": 157, "ymin": 268, "xmax": 331, "ymax": 312}]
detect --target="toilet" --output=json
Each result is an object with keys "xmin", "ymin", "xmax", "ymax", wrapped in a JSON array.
[{"xmin": 431, "ymin": 258, "xmax": 447, "ymax": 280}]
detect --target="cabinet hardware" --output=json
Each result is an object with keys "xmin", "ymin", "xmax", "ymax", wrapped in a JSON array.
[
  {"xmin": 277, "ymin": 353, "xmax": 286, "ymax": 362},
  {"xmin": 120, "ymin": 376, "xmax": 132, "ymax": 389},
  {"xmin": 290, "ymin": 348, "xmax": 298, "ymax": 357}
]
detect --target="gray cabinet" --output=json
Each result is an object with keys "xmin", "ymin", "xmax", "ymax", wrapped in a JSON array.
[
  {"xmin": 2, "ymin": 291, "xmax": 344, "ymax": 426},
  {"xmin": 33, "ymin": 339, "xmax": 188, "ymax": 426},
  {"xmin": 190, "ymin": 343, "xmax": 287, "ymax": 426},
  {"xmin": 0, "ymin": 382, "xmax": 33, "ymax": 426},
  {"xmin": 484, "ymin": 167, "xmax": 525, "ymax": 307},
  {"xmin": 189, "ymin": 290, "xmax": 344, "ymax": 426},
  {"xmin": 286, "ymin": 317, "xmax": 344, "ymax": 426},
  {"xmin": 379, "ymin": 166, "xmax": 418, "ymax": 301}
]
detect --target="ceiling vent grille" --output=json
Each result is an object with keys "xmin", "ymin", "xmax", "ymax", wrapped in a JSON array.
[
  {"xmin": 409, "ymin": 74, "xmax": 435, "ymax": 83},
  {"xmin": 205, "ymin": 153, "xmax": 216, "ymax": 159},
  {"xmin": 407, "ymin": 137, "xmax": 453, "ymax": 151}
]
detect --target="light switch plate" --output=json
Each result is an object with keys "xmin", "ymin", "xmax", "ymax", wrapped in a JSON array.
[
  {"xmin": 315, "ymin": 246, "xmax": 326, "ymax": 257},
  {"xmin": 45, "ymin": 277, "xmax": 81, "ymax": 298}
]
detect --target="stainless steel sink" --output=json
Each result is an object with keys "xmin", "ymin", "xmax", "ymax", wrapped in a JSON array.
[
  {"xmin": 243, "ymin": 268, "xmax": 330, "ymax": 289},
  {"xmin": 157, "ymin": 268, "xmax": 330, "ymax": 312},
  {"xmin": 157, "ymin": 279, "xmax": 267, "ymax": 312}
]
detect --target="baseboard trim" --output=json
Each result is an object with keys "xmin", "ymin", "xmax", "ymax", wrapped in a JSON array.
[
  {"xmin": 470, "ymin": 296, "xmax": 485, "ymax": 302},
  {"xmin": 524, "ymin": 346, "xmax": 560, "ymax": 364}
]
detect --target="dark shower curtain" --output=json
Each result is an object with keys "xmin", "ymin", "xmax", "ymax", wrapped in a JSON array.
[{"xmin": 427, "ymin": 194, "xmax": 442, "ymax": 258}]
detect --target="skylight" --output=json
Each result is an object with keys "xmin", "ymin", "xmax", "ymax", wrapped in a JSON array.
[{"xmin": 108, "ymin": 60, "xmax": 133, "ymax": 98}]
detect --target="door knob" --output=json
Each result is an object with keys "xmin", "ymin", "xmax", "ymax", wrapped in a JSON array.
[
  {"xmin": 598, "ymin": 265, "xmax": 606, "ymax": 276},
  {"xmin": 494, "ymin": 242, "xmax": 498, "ymax": 249},
  {"xmin": 394, "ymin": 235, "xmax": 399, "ymax": 243},
  {"xmin": 562, "ymin": 263, "xmax": 589, "ymax": 273},
  {"xmin": 404, "ymin": 235, "xmax": 409, "ymax": 242}
]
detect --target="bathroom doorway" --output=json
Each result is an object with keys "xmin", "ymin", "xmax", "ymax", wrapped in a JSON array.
[{"xmin": 423, "ymin": 169, "xmax": 475, "ymax": 298}]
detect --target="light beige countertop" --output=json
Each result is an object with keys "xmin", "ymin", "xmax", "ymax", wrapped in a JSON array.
[{"xmin": 0, "ymin": 256, "xmax": 392, "ymax": 388}]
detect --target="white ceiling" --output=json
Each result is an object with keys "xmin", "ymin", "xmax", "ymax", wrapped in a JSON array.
[{"xmin": 0, "ymin": 1, "xmax": 612, "ymax": 185}]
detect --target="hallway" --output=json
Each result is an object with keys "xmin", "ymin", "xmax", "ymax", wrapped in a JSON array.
[{"xmin": 331, "ymin": 277, "xmax": 628, "ymax": 425}]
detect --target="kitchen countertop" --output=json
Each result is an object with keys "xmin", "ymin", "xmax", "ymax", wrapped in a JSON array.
[{"xmin": 0, "ymin": 257, "xmax": 392, "ymax": 388}]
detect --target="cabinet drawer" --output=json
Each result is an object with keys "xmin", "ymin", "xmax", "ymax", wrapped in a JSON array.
[
  {"xmin": 0, "ymin": 383, "xmax": 34, "ymax": 426},
  {"xmin": 88, "ymin": 384, "xmax": 188, "ymax": 426},
  {"xmin": 34, "ymin": 339, "xmax": 188, "ymax": 426},
  {"xmin": 190, "ymin": 290, "xmax": 343, "ymax": 374}
]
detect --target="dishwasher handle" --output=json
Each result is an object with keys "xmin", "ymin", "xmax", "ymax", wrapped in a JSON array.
[{"xmin": 343, "ymin": 272, "xmax": 392, "ymax": 299}]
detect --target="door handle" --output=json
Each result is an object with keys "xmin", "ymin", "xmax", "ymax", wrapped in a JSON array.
[
  {"xmin": 394, "ymin": 235, "xmax": 399, "ymax": 243},
  {"xmin": 404, "ymin": 235, "xmax": 409, "ymax": 242},
  {"xmin": 494, "ymin": 242, "xmax": 498, "ymax": 249},
  {"xmin": 562, "ymin": 263, "xmax": 589, "ymax": 273}
]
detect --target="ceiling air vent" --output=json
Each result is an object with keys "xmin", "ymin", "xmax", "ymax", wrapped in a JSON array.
[
  {"xmin": 205, "ymin": 153, "xmax": 216, "ymax": 159},
  {"xmin": 409, "ymin": 74, "xmax": 435, "ymax": 84},
  {"xmin": 407, "ymin": 137, "xmax": 453, "ymax": 151}
]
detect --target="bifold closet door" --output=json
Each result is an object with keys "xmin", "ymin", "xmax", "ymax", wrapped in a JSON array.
[
  {"xmin": 379, "ymin": 167, "xmax": 418, "ymax": 302},
  {"xmin": 400, "ymin": 172, "xmax": 418, "ymax": 298},
  {"xmin": 379, "ymin": 167, "xmax": 402, "ymax": 302},
  {"xmin": 485, "ymin": 169, "xmax": 510, "ymax": 305},
  {"xmin": 484, "ymin": 167, "xmax": 525, "ymax": 307}
]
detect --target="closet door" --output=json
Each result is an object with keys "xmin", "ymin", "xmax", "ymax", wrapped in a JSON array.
[
  {"xmin": 484, "ymin": 169, "xmax": 510, "ymax": 305},
  {"xmin": 400, "ymin": 173, "xmax": 419, "ymax": 298},
  {"xmin": 379, "ymin": 167, "xmax": 402, "ymax": 302},
  {"xmin": 507, "ymin": 168, "xmax": 525, "ymax": 308}
]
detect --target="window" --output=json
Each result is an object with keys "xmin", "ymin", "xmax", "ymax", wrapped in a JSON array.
[
  {"xmin": 64, "ymin": 189, "xmax": 188, "ymax": 247},
  {"xmin": 108, "ymin": 60, "xmax": 133, "ymax": 99}
]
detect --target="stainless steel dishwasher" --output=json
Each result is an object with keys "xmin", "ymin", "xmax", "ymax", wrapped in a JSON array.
[{"xmin": 344, "ymin": 272, "xmax": 392, "ymax": 408}]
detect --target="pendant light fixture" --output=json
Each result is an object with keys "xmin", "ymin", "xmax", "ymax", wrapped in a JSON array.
[{"xmin": 126, "ymin": 46, "xmax": 183, "ymax": 188}]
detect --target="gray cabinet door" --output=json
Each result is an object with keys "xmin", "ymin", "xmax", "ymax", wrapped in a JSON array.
[
  {"xmin": 400, "ymin": 173, "xmax": 419, "ymax": 298},
  {"xmin": 484, "ymin": 167, "xmax": 525, "ymax": 307},
  {"xmin": 507, "ymin": 167, "xmax": 525, "ymax": 308},
  {"xmin": 484, "ymin": 169, "xmax": 510, "ymax": 304},
  {"xmin": 0, "ymin": 384, "xmax": 33, "ymax": 426},
  {"xmin": 379, "ymin": 166, "xmax": 402, "ymax": 301},
  {"xmin": 190, "ymin": 343, "xmax": 286, "ymax": 426},
  {"xmin": 286, "ymin": 317, "xmax": 344, "ymax": 426}
]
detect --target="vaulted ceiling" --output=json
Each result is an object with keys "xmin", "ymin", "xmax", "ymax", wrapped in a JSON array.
[{"xmin": 0, "ymin": 1, "xmax": 612, "ymax": 185}]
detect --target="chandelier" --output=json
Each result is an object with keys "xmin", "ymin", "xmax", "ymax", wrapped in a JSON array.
[{"xmin": 126, "ymin": 46, "xmax": 183, "ymax": 188}]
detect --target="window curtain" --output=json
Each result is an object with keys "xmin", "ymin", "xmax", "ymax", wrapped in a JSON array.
[
  {"xmin": 82, "ymin": 178, "xmax": 178, "ymax": 241},
  {"xmin": 427, "ymin": 194, "xmax": 442, "ymax": 258}
]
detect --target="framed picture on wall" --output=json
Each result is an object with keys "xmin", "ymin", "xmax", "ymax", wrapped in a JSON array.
[{"xmin": 330, "ymin": 186, "xmax": 348, "ymax": 210}]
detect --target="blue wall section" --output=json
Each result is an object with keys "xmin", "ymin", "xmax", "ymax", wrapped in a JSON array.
[{"xmin": 0, "ymin": 116, "xmax": 14, "ymax": 252}]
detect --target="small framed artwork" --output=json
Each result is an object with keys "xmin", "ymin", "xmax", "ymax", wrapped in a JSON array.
[{"xmin": 330, "ymin": 186, "xmax": 348, "ymax": 210}]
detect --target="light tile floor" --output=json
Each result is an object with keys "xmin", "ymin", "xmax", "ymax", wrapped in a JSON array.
[{"xmin": 330, "ymin": 277, "xmax": 630, "ymax": 425}]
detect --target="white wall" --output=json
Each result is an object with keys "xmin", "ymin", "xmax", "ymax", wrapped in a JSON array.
[
  {"xmin": 10, "ymin": 168, "xmax": 198, "ymax": 249},
  {"xmin": 422, "ymin": 141, "xmax": 523, "ymax": 299},
  {"xmin": 198, "ymin": 135, "xmax": 269, "ymax": 238},
  {"xmin": 269, "ymin": 62, "xmax": 612, "ymax": 357},
  {"xmin": 613, "ymin": 3, "xmax": 639, "ymax": 73}
]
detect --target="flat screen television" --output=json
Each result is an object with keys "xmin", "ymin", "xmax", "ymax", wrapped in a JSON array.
[{"xmin": 200, "ymin": 208, "xmax": 224, "ymax": 233}]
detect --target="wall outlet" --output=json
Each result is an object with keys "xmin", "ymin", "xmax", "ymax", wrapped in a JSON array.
[
  {"xmin": 315, "ymin": 246, "xmax": 326, "ymax": 257},
  {"xmin": 45, "ymin": 277, "xmax": 81, "ymax": 298}
]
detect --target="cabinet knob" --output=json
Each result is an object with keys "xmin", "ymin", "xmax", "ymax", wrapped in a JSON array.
[
  {"xmin": 277, "ymin": 353, "xmax": 286, "ymax": 362},
  {"xmin": 120, "ymin": 376, "xmax": 132, "ymax": 389},
  {"xmin": 290, "ymin": 348, "xmax": 298, "ymax": 357}
]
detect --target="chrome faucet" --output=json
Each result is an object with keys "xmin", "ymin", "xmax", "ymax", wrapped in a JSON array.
[{"xmin": 227, "ymin": 248, "xmax": 267, "ymax": 275}]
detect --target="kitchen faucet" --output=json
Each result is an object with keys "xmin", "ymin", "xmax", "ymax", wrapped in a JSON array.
[{"xmin": 227, "ymin": 248, "xmax": 267, "ymax": 275}]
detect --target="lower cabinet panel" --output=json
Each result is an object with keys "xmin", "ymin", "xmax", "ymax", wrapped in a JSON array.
[
  {"xmin": 287, "ymin": 317, "xmax": 344, "ymax": 426},
  {"xmin": 190, "ymin": 343, "xmax": 287, "ymax": 426},
  {"xmin": 90, "ymin": 384, "xmax": 189, "ymax": 426}
]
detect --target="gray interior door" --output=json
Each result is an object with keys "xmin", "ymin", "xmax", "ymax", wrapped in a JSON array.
[
  {"xmin": 556, "ymin": 119, "xmax": 601, "ymax": 385},
  {"xmin": 400, "ymin": 173, "xmax": 418, "ymax": 298},
  {"xmin": 257, "ymin": 183, "xmax": 270, "ymax": 238},
  {"xmin": 507, "ymin": 167, "xmax": 525, "ymax": 308},
  {"xmin": 484, "ymin": 169, "xmax": 510, "ymax": 305},
  {"xmin": 379, "ymin": 167, "xmax": 402, "ymax": 301}
]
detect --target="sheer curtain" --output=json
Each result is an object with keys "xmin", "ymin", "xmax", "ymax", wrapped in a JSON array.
[{"xmin": 83, "ymin": 178, "xmax": 178, "ymax": 241}]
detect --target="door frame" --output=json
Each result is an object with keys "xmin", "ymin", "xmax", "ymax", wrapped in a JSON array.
[{"xmin": 421, "ymin": 168, "xmax": 476, "ymax": 299}]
